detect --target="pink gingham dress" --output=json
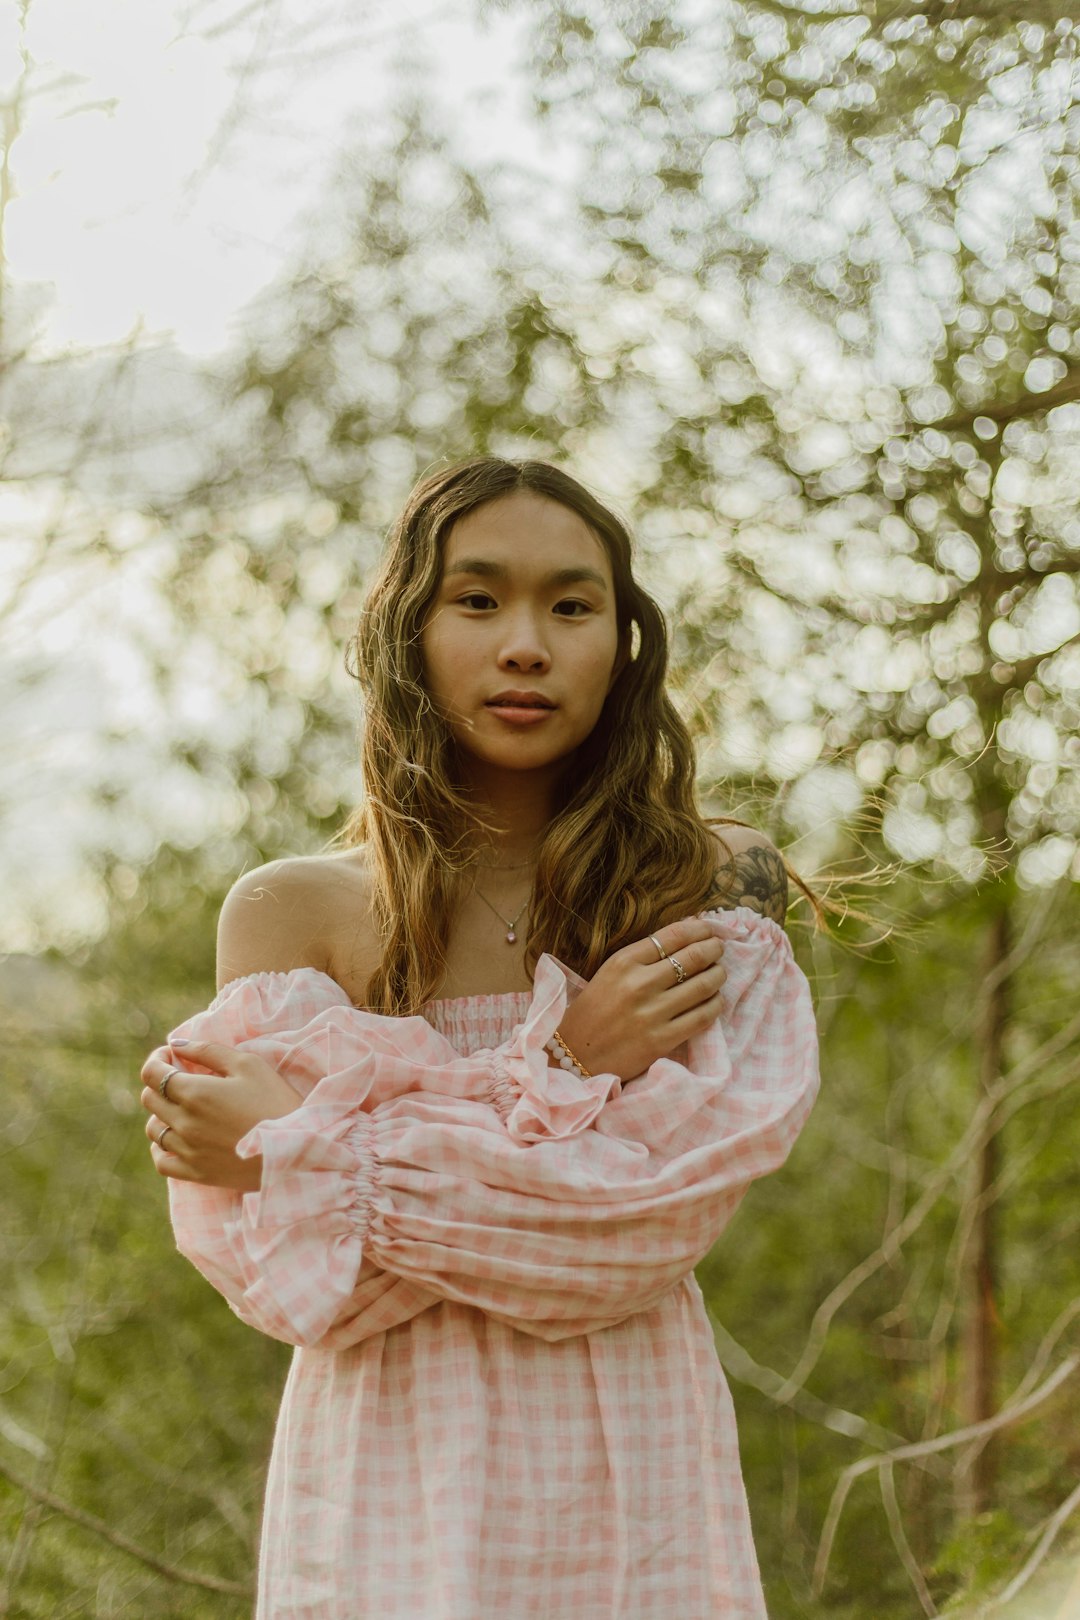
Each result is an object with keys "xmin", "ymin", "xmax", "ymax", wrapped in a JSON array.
[{"xmin": 167, "ymin": 906, "xmax": 819, "ymax": 1619}]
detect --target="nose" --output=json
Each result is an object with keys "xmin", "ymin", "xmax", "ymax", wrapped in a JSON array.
[{"xmin": 498, "ymin": 609, "xmax": 551, "ymax": 674}]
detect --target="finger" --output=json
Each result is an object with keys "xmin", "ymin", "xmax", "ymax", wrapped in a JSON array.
[
  {"xmin": 145, "ymin": 1114, "xmax": 183, "ymax": 1152},
  {"xmin": 659, "ymin": 961, "xmax": 728, "ymax": 1018},
  {"xmin": 632, "ymin": 917, "xmax": 720, "ymax": 966},
  {"xmin": 140, "ymin": 1046, "xmax": 174, "ymax": 1088},
  {"xmin": 140, "ymin": 1084, "xmax": 185, "ymax": 1123},
  {"xmin": 667, "ymin": 984, "xmax": 727, "ymax": 1040},
  {"xmin": 642, "ymin": 939, "xmax": 723, "ymax": 999},
  {"xmin": 139, "ymin": 1053, "xmax": 192, "ymax": 1110},
  {"xmin": 141, "ymin": 1050, "xmax": 194, "ymax": 1099},
  {"xmin": 149, "ymin": 1141, "xmax": 195, "ymax": 1181},
  {"xmin": 658, "ymin": 936, "xmax": 725, "ymax": 980},
  {"xmin": 161, "ymin": 1039, "xmax": 240, "ymax": 1076}
]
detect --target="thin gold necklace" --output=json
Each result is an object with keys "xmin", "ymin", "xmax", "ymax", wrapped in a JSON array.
[
  {"xmin": 472, "ymin": 882, "xmax": 531, "ymax": 945},
  {"xmin": 473, "ymin": 854, "xmax": 539, "ymax": 871}
]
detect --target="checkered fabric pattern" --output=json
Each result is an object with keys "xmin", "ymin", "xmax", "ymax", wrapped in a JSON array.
[{"xmin": 167, "ymin": 907, "xmax": 819, "ymax": 1619}]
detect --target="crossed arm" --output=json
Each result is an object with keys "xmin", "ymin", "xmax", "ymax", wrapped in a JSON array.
[
  {"xmin": 140, "ymin": 825, "xmax": 791, "ymax": 1190},
  {"xmin": 136, "ymin": 830, "xmax": 814, "ymax": 1348}
]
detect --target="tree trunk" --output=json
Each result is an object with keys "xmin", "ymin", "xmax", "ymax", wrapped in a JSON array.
[{"xmin": 956, "ymin": 899, "xmax": 1010, "ymax": 1519}]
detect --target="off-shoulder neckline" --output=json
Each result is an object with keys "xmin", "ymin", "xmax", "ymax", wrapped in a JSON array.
[
  {"xmin": 211, "ymin": 965, "xmax": 535, "ymax": 1014},
  {"xmin": 213, "ymin": 906, "xmax": 784, "ymax": 1012}
]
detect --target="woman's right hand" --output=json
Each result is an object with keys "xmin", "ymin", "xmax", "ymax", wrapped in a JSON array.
[{"xmin": 554, "ymin": 918, "xmax": 727, "ymax": 1082}]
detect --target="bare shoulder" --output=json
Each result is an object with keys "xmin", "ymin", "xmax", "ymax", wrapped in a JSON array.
[
  {"xmin": 706, "ymin": 823, "xmax": 789, "ymax": 927},
  {"xmin": 216, "ymin": 847, "xmax": 375, "ymax": 991}
]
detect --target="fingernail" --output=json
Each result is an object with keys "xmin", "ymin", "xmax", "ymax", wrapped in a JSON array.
[{"xmin": 171, "ymin": 1039, "xmax": 189, "ymax": 1047}]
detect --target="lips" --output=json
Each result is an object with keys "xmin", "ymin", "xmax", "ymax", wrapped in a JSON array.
[{"xmin": 486, "ymin": 692, "xmax": 556, "ymax": 709}]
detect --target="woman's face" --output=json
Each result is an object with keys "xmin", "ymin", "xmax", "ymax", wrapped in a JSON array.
[{"xmin": 421, "ymin": 490, "xmax": 627, "ymax": 785}]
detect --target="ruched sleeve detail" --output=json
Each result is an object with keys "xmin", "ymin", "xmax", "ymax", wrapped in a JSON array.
[
  {"xmin": 492, "ymin": 954, "xmax": 623, "ymax": 1144},
  {"xmin": 166, "ymin": 968, "xmax": 514, "ymax": 1347},
  {"xmin": 212, "ymin": 908, "xmax": 818, "ymax": 1346}
]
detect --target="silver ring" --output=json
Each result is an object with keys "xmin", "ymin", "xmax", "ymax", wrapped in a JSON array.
[
  {"xmin": 160, "ymin": 1066, "xmax": 180, "ymax": 1100},
  {"xmin": 157, "ymin": 1123, "xmax": 173, "ymax": 1149},
  {"xmin": 669, "ymin": 954, "xmax": 687, "ymax": 986},
  {"xmin": 649, "ymin": 933, "xmax": 668, "ymax": 961}
]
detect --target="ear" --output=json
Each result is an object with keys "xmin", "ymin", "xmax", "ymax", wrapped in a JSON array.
[{"xmin": 606, "ymin": 626, "xmax": 633, "ymax": 694}]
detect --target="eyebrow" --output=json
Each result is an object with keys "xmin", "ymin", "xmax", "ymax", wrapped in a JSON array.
[{"xmin": 442, "ymin": 558, "xmax": 609, "ymax": 591}]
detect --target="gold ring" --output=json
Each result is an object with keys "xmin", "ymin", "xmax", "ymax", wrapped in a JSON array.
[
  {"xmin": 649, "ymin": 933, "xmax": 668, "ymax": 961},
  {"xmin": 669, "ymin": 955, "xmax": 687, "ymax": 985},
  {"xmin": 160, "ymin": 1066, "xmax": 180, "ymax": 1100}
]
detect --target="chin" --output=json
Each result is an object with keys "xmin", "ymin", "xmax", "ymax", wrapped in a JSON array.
[{"xmin": 456, "ymin": 734, "xmax": 579, "ymax": 773}]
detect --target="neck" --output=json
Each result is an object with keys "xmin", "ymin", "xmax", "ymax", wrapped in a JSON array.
[{"xmin": 459, "ymin": 760, "xmax": 560, "ymax": 867}]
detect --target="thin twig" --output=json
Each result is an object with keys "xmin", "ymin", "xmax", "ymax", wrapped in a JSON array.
[
  {"xmin": 0, "ymin": 1458, "xmax": 253, "ymax": 1598},
  {"xmin": 991, "ymin": 1478, "xmax": 1080, "ymax": 1609},
  {"xmin": 774, "ymin": 1092, "xmax": 996, "ymax": 1403},
  {"xmin": 1001, "ymin": 1299, "xmax": 1080, "ymax": 1415},
  {"xmin": 880, "ymin": 1463, "xmax": 937, "ymax": 1617},
  {"xmin": 708, "ymin": 1310, "xmax": 949, "ymax": 1473},
  {"xmin": 933, "ymin": 369, "xmax": 1080, "ymax": 433},
  {"xmin": 812, "ymin": 1354, "xmax": 1080, "ymax": 1596},
  {"xmin": 777, "ymin": 1000, "xmax": 1080, "ymax": 1404}
]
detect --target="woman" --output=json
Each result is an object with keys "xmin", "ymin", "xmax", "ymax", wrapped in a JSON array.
[{"xmin": 140, "ymin": 457, "xmax": 819, "ymax": 1618}]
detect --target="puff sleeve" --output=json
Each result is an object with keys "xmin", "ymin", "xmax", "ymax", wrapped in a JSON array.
[
  {"xmin": 166, "ymin": 968, "xmax": 517, "ymax": 1346},
  {"xmin": 167, "ymin": 908, "xmax": 818, "ymax": 1348}
]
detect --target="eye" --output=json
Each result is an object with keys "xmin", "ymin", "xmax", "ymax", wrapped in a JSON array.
[
  {"xmin": 553, "ymin": 600, "xmax": 592, "ymax": 617},
  {"xmin": 457, "ymin": 592, "xmax": 497, "ymax": 610}
]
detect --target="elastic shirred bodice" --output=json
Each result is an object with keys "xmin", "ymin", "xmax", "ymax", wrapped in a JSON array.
[{"xmin": 422, "ymin": 990, "xmax": 533, "ymax": 1055}]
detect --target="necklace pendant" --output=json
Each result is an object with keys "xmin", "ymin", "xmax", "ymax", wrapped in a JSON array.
[{"xmin": 506, "ymin": 930, "xmax": 517, "ymax": 944}]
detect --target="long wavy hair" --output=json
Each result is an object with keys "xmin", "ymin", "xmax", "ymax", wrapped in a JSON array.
[{"xmin": 342, "ymin": 457, "xmax": 742, "ymax": 1015}]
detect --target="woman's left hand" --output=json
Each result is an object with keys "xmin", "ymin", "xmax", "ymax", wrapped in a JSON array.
[{"xmin": 140, "ymin": 1041, "xmax": 301, "ymax": 1191}]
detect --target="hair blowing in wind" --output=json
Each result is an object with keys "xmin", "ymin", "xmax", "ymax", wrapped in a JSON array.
[{"xmin": 343, "ymin": 456, "xmax": 736, "ymax": 1016}]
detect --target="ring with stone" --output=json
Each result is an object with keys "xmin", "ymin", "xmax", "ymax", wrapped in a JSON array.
[{"xmin": 669, "ymin": 955, "xmax": 687, "ymax": 985}]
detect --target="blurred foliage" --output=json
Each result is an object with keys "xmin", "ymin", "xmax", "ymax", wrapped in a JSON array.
[
  {"xmin": 3, "ymin": 857, "xmax": 1078, "ymax": 1615},
  {"xmin": 506, "ymin": 0, "xmax": 1080, "ymax": 887},
  {"xmin": 2, "ymin": 0, "xmax": 1080, "ymax": 1614},
  {"xmin": 0, "ymin": 849, "xmax": 276, "ymax": 1616},
  {"xmin": 712, "ymin": 874, "xmax": 1080, "ymax": 1615}
]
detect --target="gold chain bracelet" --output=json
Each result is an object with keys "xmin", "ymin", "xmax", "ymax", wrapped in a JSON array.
[{"xmin": 548, "ymin": 1027, "xmax": 593, "ymax": 1079}]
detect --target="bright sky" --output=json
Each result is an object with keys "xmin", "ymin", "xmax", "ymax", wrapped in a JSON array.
[
  {"xmin": 3, "ymin": 3, "xmax": 1076, "ymax": 948},
  {"xmin": 2, "ymin": 0, "xmax": 537, "ymax": 357},
  {"xmin": 0, "ymin": 0, "xmax": 555, "ymax": 949}
]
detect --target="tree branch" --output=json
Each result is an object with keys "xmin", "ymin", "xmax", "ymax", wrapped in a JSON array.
[
  {"xmin": 775, "ymin": 895, "xmax": 1079, "ymax": 1404},
  {"xmin": 0, "ymin": 1457, "xmax": 253, "ymax": 1597},
  {"xmin": 993, "ymin": 1478, "xmax": 1080, "ymax": 1608},
  {"xmin": 933, "ymin": 371, "xmax": 1080, "ymax": 434},
  {"xmin": 707, "ymin": 1310, "xmax": 949, "ymax": 1474},
  {"xmin": 812, "ymin": 1353, "xmax": 1080, "ymax": 1597},
  {"xmin": 880, "ymin": 1463, "xmax": 937, "ymax": 1617}
]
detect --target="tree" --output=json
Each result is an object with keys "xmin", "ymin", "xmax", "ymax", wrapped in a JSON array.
[
  {"xmin": 501, "ymin": 0, "xmax": 1080, "ymax": 1598},
  {"xmin": 4, "ymin": 1, "xmax": 1080, "ymax": 1610}
]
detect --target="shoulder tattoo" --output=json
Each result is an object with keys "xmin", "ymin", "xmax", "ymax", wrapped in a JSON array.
[{"xmin": 707, "ymin": 842, "xmax": 789, "ymax": 926}]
